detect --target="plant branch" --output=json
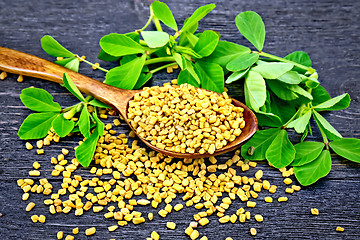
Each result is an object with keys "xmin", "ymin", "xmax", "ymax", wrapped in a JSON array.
[
  {"xmin": 76, "ymin": 55, "xmax": 109, "ymax": 73},
  {"xmin": 150, "ymin": 62, "xmax": 176, "ymax": 74},
  {"xmin": 137, "ymin": 14, "xmax": 153, "ymax": 32},
  {"xmin": 145, "ymin": 56, "xmax": 175, "ymax": 65}
]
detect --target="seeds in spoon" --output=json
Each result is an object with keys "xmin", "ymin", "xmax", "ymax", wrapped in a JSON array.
[{"xmin": 127, "ymin": 84, "xmax": 245, "ymax": 154}]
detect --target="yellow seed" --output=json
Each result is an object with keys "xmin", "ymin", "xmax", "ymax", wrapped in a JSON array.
[
  {"xmin": 151, "ymin": 231, "xmax": 160, "ymax": 240},
  {"xmin": 118, "ymin": 221, "xmax": 127, "ymax": 226},
  {"xmin": 264, "ymin": 197, "xmax": 273, "ymax": 203},
  {"xmin": 92, "ymin": 62, "xmax": 100, "ymax": 70},
  {"xmin": 132, "ymin": 217, "xmax": 145, "ymax": 224},
  {"xmin": 22, "ymin": 193, "xmax": 30, "ymax": 201},
  {"xmin": 93, "ymin": 206, "xmax": 104, "ymax": 212},
  {"xmin": 26, "ymin": 202, "xmax": 35, "ymax": 211},
  {"xmin": 185, "ymin": 226, "xmax": 194, "ymax": 236},
  {"xmin": 199, "ymin": 218, "xmax": 209, "ymax": 226},
  {"xmin": 37, "ymin": 149, "xmax": 44, "ymax": 155},
  {"xmin": 29, "ymin": 170, "xmax": 41, "ymax": 177},
  {"xmin": 0, "ymin": 71, "xmax": 7, "ymax": 80},
  {"xmin": 200, "ymin": 237, "xmax": 208, "ymax": 240},
  {"xmin": 269, "ymin": 185, "xmax": 277, "ymax": 193},
  {"xmin": 57, "ymin": 231, "xmax": 63, "ymax": 239},
  {"xmin": 254, "ymin": 214, "xmax": 263, "ymax": 222},
  {"xmin": 174, "ymin": 203, "xmax": 183, "ymax": 211},
  {"xmin": 38, "ymin": 215, "xmax": 46, "ymax": 223},
  {"xmin": 25, "ymin": 142, "xmax": 33, "ymax": 150},
  {"xmin": 336, "ymin": 226, "xmax": 344, "ymax": 232},
  {"xmin": 31, "ymin": 215, "xmax": 39, "ymax": 223},
  {"xmin": 166, "ymin": 221, "xmax": 176, "ymax": 229},
  {"xmin": 190, "ymin": 230, "xmax": 199, "ymax": 240},
  {"xmin": 65, "ymin": 235, "xmax": 74, "ymax": 240},
  {"xmin": 250, "ymin": 228, "xmax": 257, "ymax": 236},
  {"xmin": 285, "ymin": 188, "xmax": 294, "ymax": 194},
  {"xmin": 247, "ymin": 201, "xmax": 256, "ymax": 208},
  {"xmin": 108, "ymin": 225, "xmax": 118, "ymax": 232},
  {"xmin": 230, "ymin": 214, "xmax": 237, "ymax": 223},
  {"xmin": 278, "ymin": 197, "xmax": 288, "ymax": 202},
  {"xmin": 255, "ymin": 170, "xmax": 263, "ymax": 179},
  {"xmin": 137, "ymin": 199, "xmax": 150, "ymax": 205},
  {"xmin": 148, "ymin": 212, "xmax": 153, "ymax": 221},
  {"xmin": 17, "ymin": 75, "xmax": 24, "ymax": 82},
  {"xmin": 219, "ymin": 215, "xmax": 230, "ymax": 223},
  {"xmin": 85, "ymin": 227, "xmax": 96, "ymax": 236},
  {"xmin": 311, "ymin": 208, "xmax": 319, "ymax": 215},
  {"xmin": 292, "ymin": 185, "xmax": 301, "ymax": 191},
  {"xmin": 284, "ymin": 178, "xmax": 293, "ymax": 185}
]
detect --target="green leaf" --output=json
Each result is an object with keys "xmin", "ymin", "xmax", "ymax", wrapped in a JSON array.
[
  {"xmin": 314, "ymin": 93, "xmax": 351, "ymax": 111},
  {"xmin": 312, "ymin": 110, "xmax": 342, "ymax": 140},
  {"xmin": 287, "ymin": 110, "xmax": 312, "ymax": 133},
  {"xmin": 100, "ymin": 33, "xmax": 145, "ymax": 57},
  {"xmin": 52, "ymin": 114, "xmax": 75, "ymax": 138},
  {"xmin": 285, "ymin": 51, "xmax": 312, "ymax": 73},
  {"xmin": 267, "ymin": 80, "xmax": 298, "ymax": 101},
  {"xmin": 294, "ymin": 150, "xmax": 331, "ymax": 186},
  {"xmin": 193, "ymin": 30, "xmax": 219, "ymax": 57},
  {"xmin": 287, "ymin": 85, "xmax": 313, "ymax": 100},
  {"xmin": 268, "ymin": 92, "xmax": 296, "ymax": 123},
  {"xmin": 291, "ymin": 141, "xmax": 325, "ymax": 166},
  {"xmin": 235, "ymin": 11, "xmax": 265, "ymax": 51},
  {"xmin": 277, "ymin": 71, "xmax": 302, "ymax": 84},
  {"xmin": 244, "ymin": 70, "xmax": 266, "ymax": 112},
  {"xmin": 311, "ymin": 85, "xmax": 331, "ymax": 106},
  {"xmin": 173, "ymin": 53, "xmax": 184, "ymax": 69},
  {"xmin": 88, "ymin": 99, "xmax": 110, "ymax": 109},
  {"xmin": 141, "ymin": 31, "xmax": 170, "ymax": 48},
  {"xmin": 78, "ymin": 106, "xmax": 91, "ymax": 139},
  {"xmin": 300, "ymin": 75, "xmax": 319, "ymax": 88},
  {"xmin": 225, "ymin": 68, "xmax": 249, "ymax": 84},
  {"xmin": 205, "ymin": 41, "xmax": 250, "ymax": 68},
  {"xmin": 97, "ymin": 49, "xmax": 120, "ymax": 62},
  {"xmin": 134, "ymin": 73, "xmax": 153, "ymax": 89},
  {"xmin": 178, "ymin": 31, "xmax": 199, "ymax": 48},
  {"xmin": 241, "ymin": 128, "xmax": 281, "ymax": 160},
  {"xmin": 18, "ymin": 112, "xmax": 58, "ymax": 140},
  {"xmin": 226, "ymin": 53, "xmax": 259, "ymax": 72},
  {"xmin": 20, "ymin": 88, "xmax": 61, "ymax": 112},
  {"xmin": 181, "ymin": 4, "xmax": 216, "ymax": 33},
  {"xmin": 105, "ymin": 55, "xmax": 146, "ymax": 89},
  {"xmin": 174, "ymin": 46, "xmax": 202, "ymax": 59},
  {"xmin": 252, "ymin": 62, "xmax": 294, "ymax": 79},
  {"xmin": 151, "ymin": 1, "xmax": 178, "ymax": 31},
  {"xmin": 195, "ymin": 61, "xmax": 224, "ymax": 93},
  {"xmin": 265, "ymin": 129, "xmax": 296, "ymax": 168},
  {"xmin": 330, "ymin": 138, "xmax": 360, "ymax": 163},
  {"xmin": 63, "ymin": 73, "xmax": 86, "ymax": 102},
  {"xmin": 256, "ymin": 111, "xmax": 283, "ymax": 127},
  {"xmin": 40, "ymin": 35, "xmax": 75, "ymax": 58},
  {"xmin": 55, "ymin": 57, "xmax": 80, "ymax": 72},
  {"xmin": 177, "ymin": 69, "xmax": 200, "ymax": 87}
]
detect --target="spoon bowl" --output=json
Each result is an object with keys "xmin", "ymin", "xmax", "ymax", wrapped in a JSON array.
[{"xmin": 0, "ymin": 46, "xmax": 258, "ymax": 158}]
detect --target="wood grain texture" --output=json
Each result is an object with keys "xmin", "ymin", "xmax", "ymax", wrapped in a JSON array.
[{"xmin": 0, "ymin": 0, "xmax": 359, "ymax": 239}]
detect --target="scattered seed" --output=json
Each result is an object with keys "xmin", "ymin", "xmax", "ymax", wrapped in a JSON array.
[
  {"xmin": 311, "ymin": 208, "xmax": 319, "ymax": 215},
  {"xmin": 336, "ymin": 226, "xmax": 344, "ymax": 232},
  {"xmin": 250, "ymin": 227, "xmax": 257, "ymax": 236},
  {"xmin": 85, "ymin": 227, "xmax": 96, "ymax": 236}
]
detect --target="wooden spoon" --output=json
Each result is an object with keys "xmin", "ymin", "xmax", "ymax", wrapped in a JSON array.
[{"xmin": 0, "ymin": 46, "xmax": 258, "ymax": 158}]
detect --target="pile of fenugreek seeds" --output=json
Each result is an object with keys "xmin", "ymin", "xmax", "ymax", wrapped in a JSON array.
[{"xmin": 127, "ymin": 83, "xmax": 245, "ymax": 154}]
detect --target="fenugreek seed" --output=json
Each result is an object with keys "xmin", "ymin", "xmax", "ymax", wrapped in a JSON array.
[
  {"xmin": 255, "ymin": 170, "xmax": 263, "ymax": 179},
  {"xmin": 190, "ymin": 221, "xmax": 198, "ymax": 228},
  {"xmin": 132, "ymin": 217, "xmax": 145, "ymax": 224},
  {"xmin": 31, "ymin": 215, "xmax": 39, "ymax": 222},
  {"xmin": 22, "ymin": 193, "xmax": 30, "ymax": 201},
  {"xmin": 37, "ymin": 149, "xmax": 44, "ymax": 155},
  {"xmin": 264, "ymin": 197, "xmax": 273, "ymax": 203},
  {"xmin": 200, "ymin": 237, "xmax": 208, "ymax": 240},
  {"xmin": 292, "ymin": 185, "xmax": 301, "ymax": 191},
  {"xmin": 29, "ymin": 170, "xmax": 40, "ymax": 177},
  {"xmin": 174, "ymin": 203, "xmax": 183, "ymax": 211},
  {"xmin": 247, "ymin": 201, "xmax": 256, "ymax": 208},
  {"xmin": 254, "ymin": 214, "xmax": 263, "ymax": 222},
  {"xmin": 57, "ymin": 231, "xmax": 63, "ymax": 239},
  {"xmin": 185, "ymin": 226, "xmax": 194, "ymax": 236},
  {"xmin": 85, "ymin": 227, "xmax": 96, "ymax": 236},
  {"xmin": 166, "ymin": 221, "xmax": 176, "ymax": 229},
  {"xmin": 108, "ymin": 225, "xmax": 118, "ymax": 232},
  {"xmin": 26, "ymin": 142, "xmax": 33, "ymax": 150},
  {"xmin": 250, "ymin": 228, "xmax": 257, "ymax": 236},
  {"xmin": 151, "ymin": 231, "xmax": 160, "ymax": 240},
  {"xmin": 284, "ymin": 178, "xmax": 293, "ymax": 185},
  {"xmin": 26, "ymin": 202, "xmax": 35, "ymax": 211},
  {"xmin": 65, "ymin": 235, "xmax": 74, "ymax": 240},
  {"xmin": 148, "ymin": 212, "xmax": 153, "ymax": 221},
  {"xmin": 336, "ymin": 226, "xmax": 344, "ymax": 232},
  {"xmin": 269, "ymin": 185, "xmax": 277, "ymax": 193},
  {"xmin": 230, "ymin": 214, "xmax": 237, "ymax": 223},
  {"xmin": 137, "ymin": 199, "xmax": 150, "ymax": 205},
  {"xmin": 247, "ymin": 146, "xmax": 255, "ymax": 156},
  {"xmin": 190, "ymin": 230, "xmax": 199, "ymax": 240},
  {"xmin": 219, "ymin": 215, "xmax": 230, "ymax": 223},
  {"xmin": 285, "ymin": 188, "xmax": 294, "ymax": 194},
  {"xmin": 92, "ymin": 62, "xmax": 100, "ymax": 70},
  {"xmin": 311, "ymin": 208, "xmax": 319, "ymax": 215},
  {"xmin": 278, "ymin": 197, "xmax": 288, "ymax": 202},
  {"xmin": 199, "ymin": 218, "xmax": 209, "ymax": 226},
  {"xmin": 38, "ymin": 215, "xmax": 46, "ymax": 223}
]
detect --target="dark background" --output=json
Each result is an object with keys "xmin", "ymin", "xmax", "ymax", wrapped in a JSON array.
[{"xmin": 0, "ymin": 0, "xmax": 359, "ymax": 239}]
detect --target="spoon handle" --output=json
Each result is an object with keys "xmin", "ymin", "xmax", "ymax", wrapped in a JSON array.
[{"xmin": 0, "ymin": 46, "xmax": 136, "ymax": 116}]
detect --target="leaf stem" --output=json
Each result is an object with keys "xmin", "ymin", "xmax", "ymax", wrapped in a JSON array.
[
  {"xmin": 152, "ymin": 16, "xmax": 163, "ymax": 32},
  {"xmin": 138, "ymin": 14, "xmax": 153, "ymax": 32},
  {"xmin": 258, "ymin": 51, "xmax": 316, "ymax": 74},
  {"xmin": 318, "ymin": 123, "xmax": 329, "ymax": 149},
  {"xmin": 145, "ymin": 56, "xmax": 175, "ymax": 65},
  {"xmin": 75, "ymin": 55, "xmax": 109, "ymax": 73},
  {"xmin": 282, "ymin": 106, "xmax": 302, "ymax": 128},
  {"xmin": 150, "ymin": 62, "xmax": 176, "ymax": 74}
]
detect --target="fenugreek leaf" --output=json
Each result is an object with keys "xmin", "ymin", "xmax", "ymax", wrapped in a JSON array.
[
  {"xmin": 89, "ymin": 99, "xmax": 110, "ymax": 109},
  {"xmin": 62, "ymin": 73, "xmax": 86, "ymax": 102},
  {"xmin": 287, "ymin": 85, "xmax": 313, "ymax": 100},
  {"xmin": 235, "ymin": 11, "xmax": 265, "ymax": 51},
  {"xmin": 177, "ymin": 69, "xmax": 200, "ymax": 87},
  {"xmin": 301, "ymin": 75, "xmax": 320, "ymax": 88},
  {"xmin": 314, "ymin": 93, "xmax": 351, "ymax": 111},
  {"xmin": 312, "ymin": 110, "xmax": 342, "ymax": 140},
  {"xmin": 241, "ymin": 128, "xmax": 281, "ymax": 160},
  {"xmin": 20, "ymin": 88, "xmax": 61, "ymax": 112},
  {"xmin": 178, "ymin": 31, "xmax": 199, "ymax": 48},
  {"xmin": 18, "ymin": 112, "xmax": 58, "ymax": 140},
  {"xmin": 195, "ymin": 61, "xmax": 224, "ymax": 93},
  {"xmin": 181, "ymin": 4, "xmax": 216, "ymax": 33},
  {"xmin": 265, "ymin": 129, "xmax": 296, "ymax": 168},
  {"xmin": 311, "ymin": 85, "xmax": 331, "ymax": 106},
  {"xmin": 78, "ymin": 106, "xmax": 91, "ymax": 139},
  {"xmin": 97, "ymin": 49, "xmax": 120, "ymax": 62},
  {"xmin": 277, "ymin": 71, "xmax": 302, "ymax": 84},
  {"xmin": 151, "ymin": 1, "xmax": 178, "ymax": 31},
  {"xmin": 287, "ymin": 110, "xmax": 312, "ymax": 134},
  {"xmin": 206, "ymin": 41, "xmax": 250, "ymax": 68},
  {"xmin": 175, "ymin": 46, "xmax": 202, "ymax": 59},
  {"xmin": 252, "ymin": 62, "xmax": 293, "ymax": 79},
  {"xmin": 41, "ymin": 35, "xmax": 75, "ymax": 58},
  {"xmin": 329, "ymin": 138, "xmax": 360, "ymax": 163},
  {"xmin": 291, "ymin": 141, "xmax": 325, "ymax": 167},
  {"xmin": 100, "ymin": 33, "xmax": 145, "ymax": 57},
  {"xmin": 285, "ymin": 51, "xmax": 312, "ymax": 74},
  {"xmin": 52, "ymin": 114, "xmax": 75, "ymax": 138},
  {"xmin": 294, "ymin": 150, "xmax": 331, "ymax": 186},
  {"xmin": 267, "ymin": 80, "xmax": 298, "ymax": 101},
  {"xmin": 134, "ymin": 73, "xmax": 153, "ymax": 89},
  {"xmin": 105, "ymin": 54, "xmax": 146, "ymax": 89},
  {"xmin": 256, "ymin": 111, "xmax": 283, "ymax": 127},
  {"xmin": 193, "ymin": 30, "xmax": 219, "ymax": 57},
  {"xmin": 55, "ymin": 57, "xmax": 80, "ymax": 72},
  {"xmin": 225, "ymin": 68, "xmax": 249, "ymax": 84},
  {"xmin": 141, "ymin": 31, "xmax": 170, "ymax": 48},
  {"xmin": 244, "ymin": 70, "xmax": 266, "ymax": 112},
  {"xmin": 226, "ymin": 53, "xmax": 259, "ymax": 72}
]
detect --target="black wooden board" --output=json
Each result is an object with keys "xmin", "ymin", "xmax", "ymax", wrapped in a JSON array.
[{"xmin": 0, "ymin": 0, "xmax": 359, "ymax": 239}]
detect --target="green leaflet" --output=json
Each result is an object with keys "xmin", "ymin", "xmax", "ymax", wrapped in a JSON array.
[
  {"xmin": 256, "ymin": 111, "xmax": 283, "ymax": 127},
  {"xmin": 205, "ymin": 41, "xmax": 250, "ymax": 68},
  {"xmin": 294, "ymin": 150, "xmax": 331, "ymax": 186},
  {"xmin": 18, "ymin": 112, "xmax": 58, "ymax": 140},
  {"xmin": 265, "ymin": 129, "xmax": 295, "ymax": 168},
  {"xmin": 287, "ymin": 110, "xmax": 312, "ymax": 134},
  {"xmin": 252, "ymin": 62, "xmax": 294, "ymax": 79},
  {"xmin": 55, "ymin": 57, "xmax": 80, "ymax": 72},
  {"xmin": 285, "ymin": 51, "xmax": 312, "ymax": 74},
  {"xmin": 151, "ymin": 1, "xmax": 178, "ymax": 31},
  {"xmin": 312, "ymin": 110, "xmax": 342, "ymax": 140},
  {"xmin": 244, "ymin": 70, "xmax": 266, "ymax": 112},
  {"xmin": 329, "ymin": 138, "xmax": 360, "ymax": 163},
  {"xmin": 226, "ymin": 53, "xmax": 259, "ymax": 72},
  {"xmin": 241, "ymin": 128, "xmax": 281, "ymax": 160},
  {"xmin": 41, "ymin": 35, "xmax": 74, "ymax": 57},
  {"xmin": 52, "ymin": 114, "xmax": 75, "ymax": 138},
  {"xmin": 314, "ymin": 93, "xmax": 351, "ymax": 111},
  {"xmin": 173, "ymin": 52, "xmax": 184, "ymax": 69},
  {"xmin": 177, "ymin": 69, "xmax": 200, "ymax": 87},
  {"xmin": 63, "ymin": 73, "xmax": 86, "ymax": 102},
  {"xmin": 225, "ymin": 68, "xmax": 249, "ymax": 84},
  {"xmin": 277, "ymin": 71, "xmax": 302, "ymax": 84},
  {"xmin": 291, "ymin": 141, "xmax": 325, "ymax": 167},
  {"xmin": 141, "ymin": 31, "xmax": 170, "ymax": 48},
  {"xmin": 20, "ymin": 88, "xmax": 61, "ymax": 112},
  {"xmin": 134, "ymin": 73, "xmax": 153, "ymax": 89},
  {"xmin": 311, "ymin": 85, "xmax": 331, "ymax": 106},
  {"xmin": 267, "ymin": 92, "xmax": 296, "ymax": 124},
  {"xmin": 235, "ymin": 11, "xmax": 265, "ymax": 51},
  {"xmin": 100, "ymin": 33, "xmax": 145, "ymax": 57},
  {"xmin": 88, "ymin": 99, "xmax": 110, "ymax": 109},
  {"xmin": 175, "ymin": 45, "xmax": 202, "ymax": 59},
  {"xmin": 97, "ymin": 49, "xmax": 120, "ymax": 62},
  {"xmin": 287, "ymin": 85, "xmax": 313, "ymax": 100},
  {"xmin": 195, "ymin": 61, "xmax": 224, "ymax": 93},
  {"xmin": 178, "ymin": 31, "xmax": 199, "ymax": 48},
  {"xmin": 301, "ymin": 75, "xmax": 319, "ymax": 88},
  {"xmin": 78, "ymin": 106, "xmax": 91, "ymax": 139},
  {"xmin": 193, "ymin": 30, "xmax": 219, "ymax": 57},
  {"xmin": 267, "ymin": 80, "xmax": 298, "ymax": 101},
  {"xmin": 181, "ymin": 4, "xmax": 215, "ymax": 33},
  {"xmin": 105, "ymin": 55, "xmax": 146, "ymax": 89}
]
